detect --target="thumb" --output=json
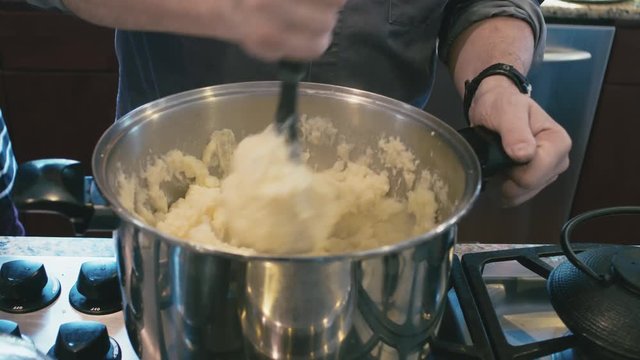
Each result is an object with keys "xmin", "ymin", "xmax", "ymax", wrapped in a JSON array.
[{"xmin": 494, "ymin": 103, "xmax": 536, "ymax": 163}]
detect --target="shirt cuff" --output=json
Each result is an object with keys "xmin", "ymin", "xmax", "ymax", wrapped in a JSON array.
[{"xmin": 438, "ymin": 0, "xmax": 546, "ymax": 66}]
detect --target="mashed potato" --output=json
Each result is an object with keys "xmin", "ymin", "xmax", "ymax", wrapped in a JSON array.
[{"xmin": 117, "ymin": 118, "xmax": 441, "ymax": 255}]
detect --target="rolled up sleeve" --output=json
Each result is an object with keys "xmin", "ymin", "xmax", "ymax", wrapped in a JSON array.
[{"xmin": 438, "ymin": 0, "xmax": 546, "ymax": 65}]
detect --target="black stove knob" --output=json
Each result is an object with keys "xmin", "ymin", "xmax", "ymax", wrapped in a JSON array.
[
  {"xmin": 0, "ymin": 260, "xmax": 61, "ymax": 313},
  {"xmin": 47, "ymin": 321, "xmax": 121, "ymax": 360},
  {"xmin": 1, "ymin": 260, "xmax": 47, "ymax": 299},
  {"xmin": 69, "ymin": 260, "xmax": 122, "ymax": 315},
  {"xmin": 0, "ymin": 319, "xmax": 21, "ymax": 337}
]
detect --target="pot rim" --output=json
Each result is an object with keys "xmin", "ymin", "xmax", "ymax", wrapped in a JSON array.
[{"xmin": 93, "ymin": 81, "xmax": 482, "ymax": 261}]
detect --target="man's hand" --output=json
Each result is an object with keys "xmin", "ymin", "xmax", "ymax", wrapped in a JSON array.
[
  {"xmin": 449, "ymin": 17, "xmax": 571, "ymax": 207},
  {"xmin": 219, "ymin": 0, "xmax": 347, "ymax": 60},
  {"xmin": 469, "ymin": 76, "xmax": 571, "ymax": 206},
  {"xmin": 62, "ymin": 0, "xmax": 347, "ymax": 61}
]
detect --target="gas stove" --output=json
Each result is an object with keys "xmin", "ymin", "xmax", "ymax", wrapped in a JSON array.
[{"xmin": 0, "ymin": 244, "xmax": 625, "ymax": 359}]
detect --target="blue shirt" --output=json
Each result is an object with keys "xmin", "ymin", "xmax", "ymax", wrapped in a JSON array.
[
  {"xmin": 112, "ymin": 0, "xmax": 545, "ymax": 118},
  {"xmin": 25, "ymin": 0, "xmax": 545, "ymax": 118}
]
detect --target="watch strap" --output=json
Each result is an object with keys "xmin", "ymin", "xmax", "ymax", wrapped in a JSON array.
[{"xmin": 463, "ymin": 63, "xmax": 532, "ymax": 124}]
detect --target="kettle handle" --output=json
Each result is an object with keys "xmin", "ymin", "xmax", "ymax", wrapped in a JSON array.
[
  {"xmin": 560, "ymin": 206, "xmax": 640, "ymax": 283},
  {"xmin": 11, "ymin": 159, "xmax": 119, "ymax": 234}
]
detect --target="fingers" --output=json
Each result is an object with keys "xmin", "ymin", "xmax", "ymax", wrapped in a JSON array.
[
  {"xmin": 241, "ymin": 27, "xmax": 334, "ymax": 61},
  {"xmin": 496, "ymin": 105, "xmax": 537, "ymax": 163},
  {"xmin": 469, "ymin": 78, "xmax": 572, "ymax": 207},
  {"xmin": 469, "ymin": 77, "xmax": 536, "ymax": 163},
  {"xmin": 234, "ymin": 0, "xmax": 346, "ymax": 60},
  {"xmin": 502, "ymin": 172, "xmax": 558, "ymax": 207},
  {"xmin": 501, "ymin": 102, "xmax": 571, "ymax": 206}
]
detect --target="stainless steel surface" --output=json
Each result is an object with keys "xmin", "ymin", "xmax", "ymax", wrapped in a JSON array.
[
  {"xmin": 240, "ymin": 261, "xmax": 354, "ymax": 357},
  {"xmin": 0, "ymin": 255, "xmax": 138, "ymax": 360},
  {"xmin": 424, "ymin": 24, "xmax": 616, "ymax": 245},
  {"xmin": 542, "ymin": 46, "xmax": 592, "ymax": 63},
  {"xmin": 93, "ymin": 81, "xmax": 482, "ymax": 259},
  {"xmin": 485, "ymin": 263, "xmax": 568, "ymax": 339},
  {"xmin": 90, "ymin": 81, "xmax": 483, "ymax": 359},
  {"xmin": 483, "ymin": 259, "xmax": 571, "ymax": 360},
  {"xmin": 115, "ymin": 223, "xmax": 456, "ymax": 359}
]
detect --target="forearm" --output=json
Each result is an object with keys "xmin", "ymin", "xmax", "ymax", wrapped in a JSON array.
[
  {"xmin": 30, "ymin": 0, "xmax": 344, "ymax": 60},
  {"xmin": 61, "ymin": 0, "xmax": 230, "ymax": 39},
  {"xmin": 444, "ymin": 15, "xmax": 571, "ymax": 206},
  {"xmin": 448, "ymin": 17, "xmax": 534, "ymax": 96}
]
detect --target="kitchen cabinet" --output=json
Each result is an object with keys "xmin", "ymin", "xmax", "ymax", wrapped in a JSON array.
[
  {"xmin": 0, "ymin": 6, "xmax": 117, "ymax": 165},
  {"xmin": 570, "ymin": 26, "xmax": 640, "ymax": 245},
  {"xmin": 0, "ymin": 4, "xmax": 117, "ymax": 236},
  {"xmin": 3, "ymin": 72, "xmax": 117, "ymax": 165}
]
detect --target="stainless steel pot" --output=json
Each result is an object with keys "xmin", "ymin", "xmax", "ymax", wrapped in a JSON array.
[{"xmin": 14, "ymin": 82, "xmax": 511, "ymax": 359}]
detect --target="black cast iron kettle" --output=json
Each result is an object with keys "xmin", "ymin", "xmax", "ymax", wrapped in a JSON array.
[{"xmin": 547, "ymin": 206, "xmax": 640, "ymax": 360}]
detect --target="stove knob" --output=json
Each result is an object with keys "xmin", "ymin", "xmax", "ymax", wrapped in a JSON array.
[
  {"xmin": 0, "ymin": 320, "xmax": 21, "ymax": 337},
  {"xmin": 1, "ymin": 260, "xmax": 47, "ymax": 299},
  {"xmin": 47, "ymin": 321, "xmax": 121, "ymax": 360},
  {"xmin": 69, "ymin": 260, "xmax": 122, "ymax": 315},
  {"xmin": 0, "ymin": 260, "xmax": 61, "ymax": 313}
]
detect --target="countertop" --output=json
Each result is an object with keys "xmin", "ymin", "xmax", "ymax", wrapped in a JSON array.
[
  {"xmin": 0, "ymin": 237, "xmax": 117, "ymax": 257},
  {"xmin": 0, "ymin": 236, "xmax": 539, "ymax": 257},
  {"xmin": 542, "ymin": 0, "xmax": 640, "ymax": 22}
]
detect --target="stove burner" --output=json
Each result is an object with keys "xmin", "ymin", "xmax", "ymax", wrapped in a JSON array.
[
  {"xmin": 0, "ymin": 260, "xmax": 61, "ymax": 313},
  {"xmin": 461, "ymin": 245, "xmax": 601, "ymax": 359},
  {"xmin": 47, "ymin": 321, "xmax": 122, "ymax": 360},
  {"xmin": 69, "ymin": 260, "xmax": 122, "ymax": 315}
]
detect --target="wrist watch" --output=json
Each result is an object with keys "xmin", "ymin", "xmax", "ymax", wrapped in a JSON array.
[{"xmin": 463, "ymin": 63, "xmax": 532, "ymax": 124}]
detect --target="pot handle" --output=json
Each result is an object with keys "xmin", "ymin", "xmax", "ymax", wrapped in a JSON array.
[
  {"xmin": 457, "ymin": 126, "xmax": 519, "ymax": 179},
  {"xmin": 11, "ymin": 159, "xmax": 119, "ymax": 234}
]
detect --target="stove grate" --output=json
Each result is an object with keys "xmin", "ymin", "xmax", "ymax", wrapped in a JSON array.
[
  {"xmin": 460, "ymin": 244, "xmax": 606, "ymax": 360},
  {"xmin": 429, "ymin": 256, "xmax": 495, "ymax": 360}
]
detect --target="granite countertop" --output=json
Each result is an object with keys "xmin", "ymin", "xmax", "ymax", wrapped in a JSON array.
[
  {"xmin": 542, "ymin": 0, "xmax": 640, "ymax": 22},
  {"xmin": 0, "ymin": 236, "xmax": 539, "ymax": 257},
  {"xmin": 0, "ymin": 237, "xmax": 117, "ymax": 257}
]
